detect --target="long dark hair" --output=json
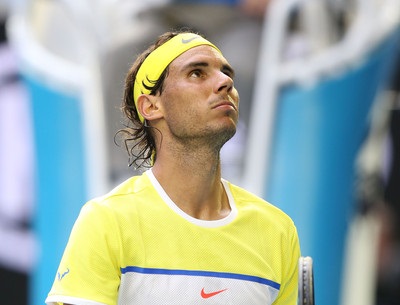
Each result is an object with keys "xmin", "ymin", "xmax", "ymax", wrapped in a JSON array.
[{"xmin": 117, "ymin": 29, "xmax": 197, "ymax": 168}]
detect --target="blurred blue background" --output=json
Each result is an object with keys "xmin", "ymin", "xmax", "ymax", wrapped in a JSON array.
[{"xmin": 1, "ymin": 0, "xmax": 400, "ymax": 305}]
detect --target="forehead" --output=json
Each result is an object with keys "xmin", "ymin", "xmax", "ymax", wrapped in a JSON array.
[{"xmin": 169, "ymin": 45, "xmax": 230, "ymax": 70}]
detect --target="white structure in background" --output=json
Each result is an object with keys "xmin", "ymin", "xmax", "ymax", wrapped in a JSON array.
[{"xmin": 0, "ymin": 36, "xmax": 36, "ymax": 274}]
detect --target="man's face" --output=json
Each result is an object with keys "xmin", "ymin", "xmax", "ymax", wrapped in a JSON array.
[{"xmin": 158, "ymin": 45, "xmax": 240, "ymax": 146}]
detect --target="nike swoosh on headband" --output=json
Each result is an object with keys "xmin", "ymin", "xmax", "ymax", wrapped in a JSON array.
[{"xmin": 181, "ymin": 36, "xmax": 199, "ymax": 44}]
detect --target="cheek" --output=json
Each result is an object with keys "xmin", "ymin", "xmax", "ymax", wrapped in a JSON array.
[
  {"xmin": 163, "ymin": 100, "xmax": 204, "ymax": 135},
  {"xmin": 232, "ymin": 88, "xmax": 240, "ymax": 108},
  {"xmin": 233, "ymin": 86, "xmax": 239, "ymax": 98},
  {"xmin": 161, "ymin": 91, "xmax": 194, "ymax": 124},
  {"xmin": 163, "ymin": 86, "xmax": 201, "ymax": 114}
]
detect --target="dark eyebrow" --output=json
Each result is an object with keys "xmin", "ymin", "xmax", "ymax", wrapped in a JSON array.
[
  {"xmin": 222, "ymin": 64, "xmax": 235, "ymax": 78},
  {"xmin": 182, "ymin": 61, "xmax": 235, "ymax": 78},
  {"xmin": 182, "ymin": 61, "xmax": 209, "ymax": 71}
]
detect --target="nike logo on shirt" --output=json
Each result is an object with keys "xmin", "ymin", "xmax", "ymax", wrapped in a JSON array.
[{"xmin": 200, "ymin": 288, "xmax": 228, "ymax": 298}]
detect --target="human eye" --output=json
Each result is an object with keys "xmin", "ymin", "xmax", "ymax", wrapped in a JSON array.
[
  {"xmin": 222, "ymin": 64, "xmax": 235, "ymax": 80},
  {"xmin": 189, "ymin": 69, "xmax": 204, "ymax": 78}
]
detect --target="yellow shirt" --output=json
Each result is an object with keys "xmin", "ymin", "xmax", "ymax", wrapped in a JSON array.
[{"xmin": 46, "ymin": 169, "xmax": 300, "ymax": 305}]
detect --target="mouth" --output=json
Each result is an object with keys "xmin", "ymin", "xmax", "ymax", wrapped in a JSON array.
[{"xmin": 212, "ymin": 98, "xmax": 238, "ymax": 111}]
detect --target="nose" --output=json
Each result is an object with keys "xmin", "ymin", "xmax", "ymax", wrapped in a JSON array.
[{"xmin": 215, "ymin": 71, "xmax": 234, "ymax": 94}]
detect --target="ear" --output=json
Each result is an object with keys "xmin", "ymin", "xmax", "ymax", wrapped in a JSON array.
[{"xmin": 136, "ymin": 94, "xmax": 163, "ymax": 121}]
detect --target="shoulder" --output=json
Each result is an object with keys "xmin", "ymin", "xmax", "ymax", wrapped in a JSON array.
[
  {"xmin": 226, "ymin": 181, "xmax": 301, "ymax": 269},
  {"xmin": 88, "ymin": 171, "xmax": 154, "ymax": 208},
  {"xmin": 102, "ymin": 170, "xmax": 153, "ymax": 201},
  {"xmin": 227, "ymin": 181, "xmax": 297, "ymax": 231},
  {"xmin": 76, "ymin": 171, "xmax": 156, "ymax": 224}
]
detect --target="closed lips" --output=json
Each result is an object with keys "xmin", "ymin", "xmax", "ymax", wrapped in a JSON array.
[{"xmin": 212, "ymin": 100, "xmax": 237, "ymax": 111}]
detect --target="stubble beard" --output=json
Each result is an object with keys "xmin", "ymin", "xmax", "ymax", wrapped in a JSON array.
[
  {"xmin": 189, "ymin": 122, "xmax": 237, "ymax": 156},
  {"xmin": 211, "ymin": 124, "xmax": 237, "ymax": 152},
  {"xmin": 169, "ymin": 118, "xmax": 237, "ymax": 156}
]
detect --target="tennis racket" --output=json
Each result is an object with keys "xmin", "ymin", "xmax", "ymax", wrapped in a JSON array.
[{"xmin": 298, "ymin": 256, "xmax": 315, "ymax": 305}]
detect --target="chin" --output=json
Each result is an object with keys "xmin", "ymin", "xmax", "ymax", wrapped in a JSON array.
[{"xmin": 216, "ymin": 123, "xmax": 237, "ymax": 145}]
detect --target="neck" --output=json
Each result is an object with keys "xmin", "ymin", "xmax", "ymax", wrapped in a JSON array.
[{"xmin": 151, "ymin": 145, "xmax": 230, "ymax": 220}]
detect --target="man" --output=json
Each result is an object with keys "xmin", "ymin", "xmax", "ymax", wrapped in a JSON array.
[{"xmin": 46, "ymin": 30, "xmax": 300, "ymax": 305}]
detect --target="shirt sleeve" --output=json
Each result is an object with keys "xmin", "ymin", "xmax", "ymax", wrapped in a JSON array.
[
  {"xmin": 46, "ymin": 201, "xmax": 122, "ymax": 305},
  {"xmin": 273, "ymin": 222, "xmax": 301, "ymax": 304}
]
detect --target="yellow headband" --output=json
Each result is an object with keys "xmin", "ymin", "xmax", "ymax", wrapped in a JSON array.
[{"xmin": 134, "ymin": 33, "xmax": 221, "ymax": 122}]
